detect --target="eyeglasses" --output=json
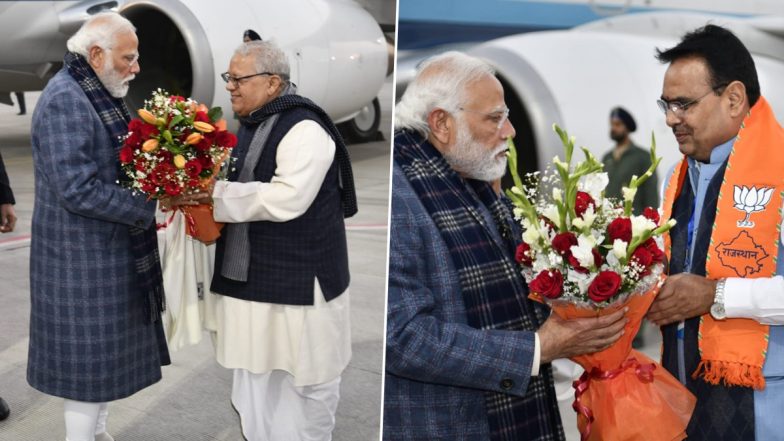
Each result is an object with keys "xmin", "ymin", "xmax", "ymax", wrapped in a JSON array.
[
  {"xmin": 220, "ymin": 71, "xmax": 276, "ymax": 87},
  {"xmin": 656, "ymin": 84, "xmax": 727, "ymax": 116},
  {"xmin": 458, "ymin": 106, "xmax": 510, "ymax": 130}
]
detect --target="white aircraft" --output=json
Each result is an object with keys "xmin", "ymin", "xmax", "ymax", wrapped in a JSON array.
[
  {"xmin": 396, "ymin": 1, "xmax": 784, "ymax": 177},
  {"xmin": 0, "ymin": 0, "xmax": 391, "ymax": 141}
]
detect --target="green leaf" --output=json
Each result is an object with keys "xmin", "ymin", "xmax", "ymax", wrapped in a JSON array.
[
  {"xmin": 208, "ymin": 107, "xmax": 223, "ymax": 122},
  {"xmin": 163, "ymin": 130, "xmax": 174, "ymax": 144},
  {"xmin": 169, "ymin": 115, "xmax": 184, "ymax": 129}
]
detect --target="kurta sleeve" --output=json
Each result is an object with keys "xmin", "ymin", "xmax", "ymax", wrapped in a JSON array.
[
  {"xmin": 725, "ymin": 276, "xmax": 784, "ymax": 325},
  {"xmin": 212, "ymin": 120, "xmax": 335, "ymax": 223}
]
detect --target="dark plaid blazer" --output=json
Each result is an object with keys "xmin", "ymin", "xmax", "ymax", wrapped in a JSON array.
[
  {"xmin": 27, "ymin": 68, "xmax": 167, "ymax": 402},
  {"xmin": 384, "ymin": 164, "xmax": 562, "ymax": 440}
]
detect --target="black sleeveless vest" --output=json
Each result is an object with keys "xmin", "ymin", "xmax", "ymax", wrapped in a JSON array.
[{"xmin": 211, "ymin": 107, "xmax": 350, "ymax": 305}]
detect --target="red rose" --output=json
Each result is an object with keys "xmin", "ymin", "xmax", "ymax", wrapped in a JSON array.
[
  {"xmin": 198, "ymin": 155, "xmax": 214, "ymax": 172},
  {"xmin": 529, "ymin": 269, "xmax": 563, "ymax": 299},
  {"xmin": 631, "ymin": 246, "xmax": 653, "ymax": 269},
  {"xmin": 607, "ymin": 217, "xmax": 632, "ymax": 243},
  {"xmin": 216, "ymin": 130, "xmax": 238, "ymax": 148},
  {"xmin": 643, "ymin": 238, "xmax": 665, "ymax": 263},
  {"xmin": 575, "ymin": 191, "xmax": 595, "ymax": 217},
  {"xmin": 588, "ymin": 271, "xmax": 622, "ymax": 302},
  {"xmin": 124, "ymin": 132, "xmax": 142, "ymax": 148},
  {"xmin": 139, "ymin": 123, "xmax": 159, "ymax": 138},
  {"xmin": 128, "ymin": 118, "xmax": 144, "ymax": 132},
  {"xmin": 119, "ymin": 146, "xmax": 133, "ymax": 164},
  {"xmin": 643, "ymin": 207, "xmax": 661, "ymax": 225},
  {"xmin": 194, "ymin": 111, "xmax": 210, "ymax": 123},
  {"xmin": 568, "ymin": 248, "xmax": 603, "ymax": 274},
  {"xmin": 169, "ymin": 95, "xmax": 185, "ymax": 102},
  {"xmin": 164, "ymin": 182, "xmax": 182, "ymax": 196},
  {"xmin": 185, "ymin": 159, "xmax": 203, "ymax": 178},
  {"xmin": 552, "ymin": 232, "xmax": 577, "ymax": 256},
  {"xmin": 515, "ymin": 242, "xmax": 533, "ymax": 267}
]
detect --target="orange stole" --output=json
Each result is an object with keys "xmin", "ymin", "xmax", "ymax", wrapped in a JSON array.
[{"xmin": 662, "ymin": 97, "xmax": 784, "ymax": 389}]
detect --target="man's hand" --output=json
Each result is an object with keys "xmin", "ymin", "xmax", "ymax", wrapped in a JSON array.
[
  {"xmin": 159, "ymin": 189, "xmax": 213, "ymax": 211},
  {"xmin": 646, "ymin": 273, "xmax": 716, "ymax": 326},
  {"xmin": 538, "ymin": 308, "xmax": 627, "ymax": 364},
  {"xmin": 0, "ymin": 203, "xmax": 16, "ymax": 233}
]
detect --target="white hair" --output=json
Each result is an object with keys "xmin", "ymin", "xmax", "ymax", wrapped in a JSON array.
[
  {"xmin": 395, "ymin": 51, "xmax": 496, "ymax": 138},
  {"xmin": 66, "ymin": 12, "xmax": 136, "ymax": 57},
  {"xmin": 234, "ymin": 40, "xmax": 290, "ymax": 81}
]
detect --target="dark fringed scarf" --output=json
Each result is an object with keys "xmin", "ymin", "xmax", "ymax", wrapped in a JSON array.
[
  {"xmin": 65, "ymin": 51, "xmax": 165, "ymax": 323},
  {"xmin": 395, "ymin": 129, "xmax": 564, "ymax": 441}
]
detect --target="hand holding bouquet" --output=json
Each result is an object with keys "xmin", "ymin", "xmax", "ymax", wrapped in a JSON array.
[
  {"xmin": 506, "ymin": 125, "xmax": 695, "ymax": 441},
  {"xmin": 119, "ymin": 89, "xmax": 237, "ymax": 243}
]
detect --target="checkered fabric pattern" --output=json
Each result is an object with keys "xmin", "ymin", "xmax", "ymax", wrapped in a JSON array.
[
  {"xmin": 27, "ymin": 67, "xmax": 169, "ymax": 402},
  {"xmin": 385, "ymin": 131, "xmax": 563, "ymax": 440}
]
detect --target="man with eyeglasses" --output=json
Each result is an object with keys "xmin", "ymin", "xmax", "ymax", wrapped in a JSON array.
[
  {"xmin": 647, "ymin": 24, "xmax": 784, "ymax": 440},
  {"xmin": 182, "ymin": 40, "xmax": 356, "ymax": 440},
  {"xmin": 28, "ymin": 12, "xmax": 168, "ymax": 441},
  {"xmin": 385, "ymin": 51, "xmax": 627, "ymax": 440}
]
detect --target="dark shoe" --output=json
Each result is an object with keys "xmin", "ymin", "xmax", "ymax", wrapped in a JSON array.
[
  {"xmin": 0, "ymin": 397, "xmax": 9, "ymax": 421},
  {"xmin": 16, "ymin": 111, "xmax": 25, "ymax": 116}
]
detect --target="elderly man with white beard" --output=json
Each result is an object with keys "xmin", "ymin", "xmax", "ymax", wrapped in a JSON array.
[
  {"xmin": 384, "ymin": 51, "xmax": 628, "ymax": 440},
  {"xmin": 28, "ymin": 12, "xmax": 170, "ymax": 441}
]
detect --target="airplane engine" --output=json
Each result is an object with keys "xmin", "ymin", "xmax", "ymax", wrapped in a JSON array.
[
  {"xmin": 467, "ymin": 13, "xmax": 784, "ymax": 182},
  {"xmin": 119, "ymin": 0, "xmax": 388, "ymax": 134}
]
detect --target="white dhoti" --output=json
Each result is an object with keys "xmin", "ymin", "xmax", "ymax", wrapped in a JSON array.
[{"xmin": 232, "ymin": 369, "xmax": 341, "ymax": 441}]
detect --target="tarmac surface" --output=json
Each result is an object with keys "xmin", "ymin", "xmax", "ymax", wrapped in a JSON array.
[{"xmin": 0, "ymin": 78, "xmax": 393, "ymax": 440}]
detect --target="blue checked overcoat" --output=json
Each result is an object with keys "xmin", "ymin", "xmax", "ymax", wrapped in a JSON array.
[
  {"xmin": 384, "ymin": 164, "xmax": 560, "ymax": 440},
  {"xmin": 27, "ymin": 69, "xmax": 168, "ymax": 402}
]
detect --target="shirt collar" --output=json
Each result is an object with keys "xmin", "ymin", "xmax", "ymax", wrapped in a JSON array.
[{"xmin": 687, "ymin": 137, "xmax": 735, "ymax": 169}]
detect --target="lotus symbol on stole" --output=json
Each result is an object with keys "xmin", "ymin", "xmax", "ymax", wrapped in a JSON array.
[{"xmin": 733, "ymin": 185, "xmax": 773, "ymax": 227}]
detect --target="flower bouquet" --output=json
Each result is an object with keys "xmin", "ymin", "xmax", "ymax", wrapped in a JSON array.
[
  {"xmin": 506, "ymin": 125, "xmax": 696, "ymax": 441},
  {"xmin": 119, "ymin": 89, "xmax": 237, "ymax": 243}
]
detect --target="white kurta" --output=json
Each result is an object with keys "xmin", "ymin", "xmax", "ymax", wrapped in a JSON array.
[{"xmin": 210, "ymin": 120, "xmax": 352, "ymax": 387}]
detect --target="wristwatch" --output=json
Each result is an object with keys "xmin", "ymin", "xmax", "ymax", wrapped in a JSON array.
[{"xmin": 710, "ymin": 278, "xmax": 727, "ymax": 320}]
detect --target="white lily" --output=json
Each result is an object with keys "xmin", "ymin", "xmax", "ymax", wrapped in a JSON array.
[
  {"xmin": 622, "ymin": 186, "xmax": 638, "ymax": 203},
  {"xmin": 573, "ymin": 205, "xmax": 597, "ymax": 230},
  {"xmin": 542, "ymin": 205, "xmax": 561, "ymax": 226},
  {"xmin": 522, "ymin": 226, "xmax": 540, "ymax": 246},
  {"xmin": 612, "ymin": 239, "xmax": 628, "ymax": 259},
  {"xmin": 631, "ymin": 215, "xmax": 657, "ymax": 239},
  {"xmin": 570, "ymin": 235, "xmax": 597, "ymax": 268},
  {"xmin": 578, "ymin": 172, "xmax": 609, "ymax": 201},
  {"xmin": 552, "ymin": 188, "xmax": 563, "ymax": 202}
]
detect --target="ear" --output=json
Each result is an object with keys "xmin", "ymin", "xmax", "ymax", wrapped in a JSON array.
[
  {"xmin": 725, "ymin": 80, "xmax": 747, "ymax": 118},
  {"xmin": 427, "ymin": 108, "xmax": 453, "ymax": 145},
  {"xmin": 268, "ymin": 75, "xmax": 283, "ymax": 94},
  {"xmin": 88, "ymin": 45, "xmax": 104, "ymax": 71}
]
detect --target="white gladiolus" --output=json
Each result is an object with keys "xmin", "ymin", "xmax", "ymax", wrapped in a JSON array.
[
  {"xmin": 570, "ymin": 235, "xmax": 597, "ymax": 268},
  {"xmin": 613, "ymin": 239, "xmax": 628, "ymax": 259},
  {"xmin": 631, "ymin": 215, "xmax": 657, "ymax": 238},
  {"xmin": 513, "ymin": 207, "xmax": 524, "ymax": 220},
  {"xmin": 569, "ymin": 269, "xmax": 598, "ymax": 294},
  {"xmin": 579, "ymin": 172, "xmax": 609, "ymax": 200},
  {"xmin": 543, "ymin": 205, "xmax": 561, "ymax": 226},
  {"xmin": 552, "ymin": 188, "xmax": 563, "ymax": 202},
  {"xmin": 522, "ymin": 227, "xmax": 540, "ymax": 246},
  {"xmin": 622, "ymin": 186, "xmax": 638, "ymax": 202},
  {"xmin": 573, "ymin": 205, "xmax": 597, "ymax": 230}
]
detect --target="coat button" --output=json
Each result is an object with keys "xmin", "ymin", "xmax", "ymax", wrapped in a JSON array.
[
  {"xmin": 135, "ymin": 219, "xmax": 145, "ymax": 227},
  {"xmin": 500, "ymin": 378, "xmax": 514, "ymax": 390}
]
